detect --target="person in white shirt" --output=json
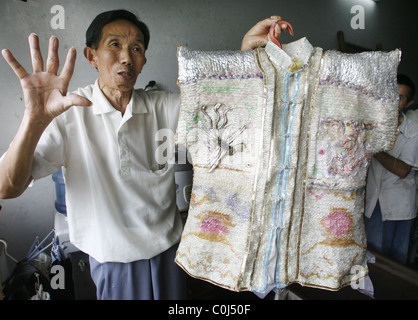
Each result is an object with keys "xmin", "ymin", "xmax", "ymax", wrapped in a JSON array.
[
  {"xmin": 0, "ymin": 9, "xmax": 287, "ymax": 299},
  {"xmin": 365, "ymin": 74, "xmax": 418, "ymax": 265}
]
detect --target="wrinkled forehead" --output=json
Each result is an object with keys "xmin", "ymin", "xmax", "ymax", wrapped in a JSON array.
[{"xmin": 101, "ymin": 19, "xmax": 145, "ymax": 43}]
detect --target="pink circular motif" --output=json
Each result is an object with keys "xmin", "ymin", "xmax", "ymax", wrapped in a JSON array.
[
  {"xmin": 322, "ymin": 210, "xmax": 352, "ymax": 237},
  {"xmin": 200, "ymin": 218, "xmax": 227, "ymax": 235}
]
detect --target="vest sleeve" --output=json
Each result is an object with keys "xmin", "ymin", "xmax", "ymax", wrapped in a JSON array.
[{"xmin": 318, "ymin": 49, "xmax": 402, "ymax": 153}]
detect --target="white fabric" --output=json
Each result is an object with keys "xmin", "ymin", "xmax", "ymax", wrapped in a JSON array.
[
  {"xmin": 365, "ymin": 114, "xmax": 418, "ymax": 221},
  {"xmin": 31, "ymin": 79, "xmax": 183, "ymax": 263}
]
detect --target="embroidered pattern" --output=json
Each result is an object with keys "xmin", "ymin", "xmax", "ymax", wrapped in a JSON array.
[
  {"xmin": 178, "ymin": 72, "xmax": 264, "ymax": 85},
  {"xmin": 176, "ymin": 250, "xmax": 239, "ymax": 283},
  {"xmin": 315, "ymin": 119, "xmax": 375, "ymax": 178},
  {"xmin": 319, "ymin": 78, "xmax": 398, "ymax": 102},
  {"xmin": 195, "ymin": 211, "xmax": 235, "ymax": 245},
  {"xmin": 190, "ymin": 185, "xmax": 219, "ymax": 207},
  {"xmin": 226, "ymin": 193, "xmax": 251, "ymax": 222},
  {"xmin": 199, "ymin": 103, "xmax": 247, "ymax": 172},
  {"xmin": 300, "ymin": 187, "xmax": 366, "ymax": 287},
  {"xmin": 321, "ymin": 208, "xmax": 352, "ymax": 238}
]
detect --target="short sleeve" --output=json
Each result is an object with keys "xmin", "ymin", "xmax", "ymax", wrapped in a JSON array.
[
  {"xmin": 319, "ymin": 49, "xmax": 402, "ymax": 153},
  {"xmin": 399, "ymin": 122, "xmax": 418, "ymax": 169},
  {"xmin": 32, "ymin": 117, "xmax": 66, "ymax": 180},
  {"xmin": 166, "ymin": 92, "xmax": 180, "ymax": 131}
]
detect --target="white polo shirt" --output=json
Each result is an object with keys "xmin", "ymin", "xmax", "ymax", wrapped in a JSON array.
[
  {"xmin": 32, "ymin": 80, "xmax": 183, "ymax": 263},
  {"xmin": 365, "ymin": 114, "xmax": 418, "ymax": 221}
]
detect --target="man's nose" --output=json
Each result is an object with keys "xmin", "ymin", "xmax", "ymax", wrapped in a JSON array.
[{"xmin": 119, "ymin": 47, "xmax": 133, "ymax": 65}]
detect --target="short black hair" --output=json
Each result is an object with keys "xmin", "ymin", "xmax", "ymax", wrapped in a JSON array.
[
  {"xmin": 397, "ymin": 74, "xmax": 415, "ymax": 102},
  {"xmin": 85, "ymin": 9, "xmax": 150, "ymax": 50}
]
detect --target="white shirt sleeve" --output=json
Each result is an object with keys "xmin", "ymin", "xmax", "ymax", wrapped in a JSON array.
[
  {"xmin": 397, "ymin": 118, "xmax": 418, "ymax": 169},
  {"xmin": 166, "ymin": 92, "xmax": 180, "ymax": 131},
  {"xmin": 32, "ymin": 117, "xmax": 66, "ymax": 180}
]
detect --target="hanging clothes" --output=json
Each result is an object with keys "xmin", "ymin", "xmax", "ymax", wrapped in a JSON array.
[{"xmin": 175, "ymin": 37, "xmax": 401, "ymax": 293}]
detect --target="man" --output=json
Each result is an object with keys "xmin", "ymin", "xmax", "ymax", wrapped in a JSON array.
[
  {"xmin": 365, "ymin": 74, "xmax": 418, "ymax": 264},
  {"xmin": 0, "ymin": 10, "xmax": 287, "ymax": 299}
]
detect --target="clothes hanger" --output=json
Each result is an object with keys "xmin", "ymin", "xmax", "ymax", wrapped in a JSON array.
[
  {"xmin": 0, "ymin": 229, "xmax": 56, "ymax": 266},
  {"xmin": 0, "ymin": 205, "xmax": 18, "ymax": 264},
  {"xmin": 269, "ymin": 20, "xmax": 294, "ymax": 49},
  {"xmin": 26, "ymin": 229, "xmax": 55, "ymax": 262},
  {"xmin": 0, "ymin": 239, "xmax": 18, "ymax": 264}
]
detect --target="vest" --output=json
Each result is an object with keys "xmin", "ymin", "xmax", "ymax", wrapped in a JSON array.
[{"xmin": 175, "ymin": 37, "xmax": 401, "ymax": 292}]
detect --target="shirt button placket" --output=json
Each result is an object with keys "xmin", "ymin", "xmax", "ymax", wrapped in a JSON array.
[{"xmin": 118, "ymin": 129, "xmax": 130, "ymax": 178}]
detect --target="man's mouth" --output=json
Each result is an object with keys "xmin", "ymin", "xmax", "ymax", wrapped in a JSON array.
[{"xmin": 118, "ymin": 71, "xmax": 134, "ymax": 80}]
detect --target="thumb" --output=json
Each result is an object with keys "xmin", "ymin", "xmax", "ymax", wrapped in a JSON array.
[{"xmin": 62, "ymin": 93, "xmax": 92, "ymax": 111}]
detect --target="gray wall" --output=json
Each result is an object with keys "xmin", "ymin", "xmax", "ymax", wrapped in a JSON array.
[{"xmin": 0, "ymin": 0, "xmax": 417, "ymax": 272}]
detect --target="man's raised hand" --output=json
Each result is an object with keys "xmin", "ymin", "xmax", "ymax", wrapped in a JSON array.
[{"xmin": 2, "ymin": 34, "xmax": 91, "ymax": 128}]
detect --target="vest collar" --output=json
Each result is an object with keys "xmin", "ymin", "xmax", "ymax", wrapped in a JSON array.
[{"xmin": 265, "ymin": 37, "xmax": 314, "ymax": 73}]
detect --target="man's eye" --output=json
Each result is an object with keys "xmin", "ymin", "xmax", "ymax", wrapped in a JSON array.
[
  {"xmin": 133, "ymin": 47, "xmax": 145, "ymax": 54},
  {"xmin": 110, "ymin": 42, "xmax": 119, "ymax": 47}
]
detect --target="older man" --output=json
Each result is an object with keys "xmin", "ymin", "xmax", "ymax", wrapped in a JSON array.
[
  {"xmin": 0, "ymin": 9, "xmax": 285, "ymax": 299},
  {"xmin": 365, "ymin": 74, "xmax": 418, "ymax": 265}
]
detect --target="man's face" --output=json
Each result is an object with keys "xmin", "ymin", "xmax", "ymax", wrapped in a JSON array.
[
  {"xmin": 398, "ymin": 83, "xmax": 412, "ymax": 112},
  {"xmin": 87, "ymin": 19, "xmax": 147, "ymax": 94}
]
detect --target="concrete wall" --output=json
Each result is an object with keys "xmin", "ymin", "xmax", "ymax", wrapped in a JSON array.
[{"xmin": 0, "ymin": 0, "xmax": 416, "ymax": 275}]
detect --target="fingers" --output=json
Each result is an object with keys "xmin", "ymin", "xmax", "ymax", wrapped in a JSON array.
[
  {"xmin": 268, "ymin": 22, "xmax": 282, "ymax": 43},
  {"xmin": 46, "ymin": 36, "xmax": 59, "ymax": 74},
  {"xmin": 241, "ymin": 15, "xmax": 284, "ymax": 51},
  {"xmin": 268, "ymin": 23, "xmax": 282, "ymax": 47},
  {"xmin": 255, "ymin": 16, "xmax": 283, "ymax": 35},
  {"xmin": 270, "ymin": 15, "xmax": 282, "ymax": 21},
  {"xmin": 269, "ymin": 16, "xmax": 293, "ymax": 42},
  {"xmin": 1, "ymin": 49, "xmax": 29, "ymax": 80},
  {"xmin": 38, "ymin": 35, "xmax": 61, "ymax": 74},
  {"xmin": 5, "ymin": 34, "xmax": 71, "ymax": 77},
  {"xmin": 7, "ymin": 34, "xmax": 57, "ymax": 75},
  {"xmin": 29, "ymin": 33, "xmax": 44, "ymax": 73},
  {"xmin": 60, "ymin": 47, "xmax": 77, "ymax": 84}
]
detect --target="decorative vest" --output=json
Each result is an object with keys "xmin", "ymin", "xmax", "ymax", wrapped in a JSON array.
[{"xmin": 175, "ymin": 38, "xmax": 401, "ymax": 292}]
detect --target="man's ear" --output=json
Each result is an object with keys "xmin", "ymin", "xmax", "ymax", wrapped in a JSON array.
[
  {"xmin": 137, "ymin": 56, "xmax": 147, "ymax": 74},
  {"xmin": 407, "ymin": 99, "xmax": 415, "ymax": 109},
  {"xmin": 84, "ymin": 47, "xmax": 97, "ymax": 68}
]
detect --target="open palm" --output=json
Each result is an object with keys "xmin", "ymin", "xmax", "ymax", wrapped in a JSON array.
[{"xmin": 2, "ymin": 34, "xmax": 91, "ymax": 127}]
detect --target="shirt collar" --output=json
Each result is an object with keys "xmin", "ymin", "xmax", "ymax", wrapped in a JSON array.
[
  {"xmin": 131, "ymin": 89, "xmax": 149, "ymax": 114},
  {"xmin": 91, "ymin": 79, "xmax": 149, "ymax": 115},
  {"xmin": 265, "ymin": 37, "xmax": 314, "ymax": 72}
]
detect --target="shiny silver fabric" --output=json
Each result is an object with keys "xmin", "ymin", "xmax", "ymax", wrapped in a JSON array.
[{"xmin": 175, "ymin": 39, "xmax": 401, "ymax": 293}]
